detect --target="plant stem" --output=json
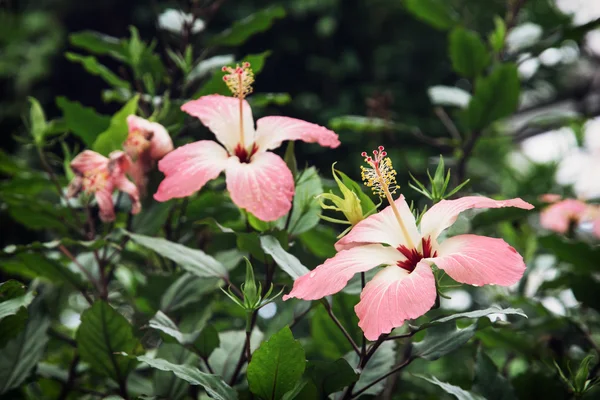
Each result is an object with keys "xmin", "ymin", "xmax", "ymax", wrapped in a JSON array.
[
  {"xmin": 58, "ymin": 354, "xmax": 80, "ymax": 400},
  {"xmin": 350, "ymin": 357, "xmax": 414, "ymax": 399},
  {"xmin": 320, "ymin": 299, "xmax": 360, "ymax": 356},
  {"xmin": 58, "ymin": 244, "xmax": 99, "ymax": 301}
]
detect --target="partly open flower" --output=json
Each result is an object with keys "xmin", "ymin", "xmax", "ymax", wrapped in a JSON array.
[
  {"xmin": 124, "ymin": 115, "xmax": 173, "ymax": 194},
  {"xmin": 284, "ymin": 148, "xmax": 534, "ymax": 340},
  {"xmin": 67, "ymin": 150, "xmax": 141, "ymax": 222},
  {"xmin": 154, "ymin": 63, "xmax": 340, "ymax": 221},
  {"xmin": 556, "ymin": 119, "xmax": 600, "ymax": 200}
]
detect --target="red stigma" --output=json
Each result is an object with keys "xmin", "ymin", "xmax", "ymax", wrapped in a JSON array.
[{"xmin": 233, "ymin": 143, "xmax": 259, "ymax": 163}]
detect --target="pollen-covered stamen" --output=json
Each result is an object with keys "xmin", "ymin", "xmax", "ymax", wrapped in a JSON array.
[
  {"xmin": 360, "ymin": 146, "xmax": 415, "ymax": 248},
  {"xmin": 82, "ymin": 169, "xmax": 110, "ymax": 194},
  {"xmin": 222, "ymin": 62, "xmax": 255, "ymax": 150},
  {"xmin": 396, "ymin": 237, "xmax": 437, "ymax": 273}
]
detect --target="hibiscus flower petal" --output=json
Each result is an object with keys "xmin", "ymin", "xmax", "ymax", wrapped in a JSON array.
[
  {"xmin": 355, "ymin": 261, "xmax": 436, "ymax": 341},
  {"xmin": 254, "ymin": 116, "xmax": 340, "ymax": 151},
  {"xmin": 181, "ymin": 94, "xmax": 254, "ymax": 152},
  {"xmin": 154, "ymin": 140, "xmax": 229, "ymax": 201},
  {"xmin": 540, "ymin": 199, "xmax": 587, "ymax": 234},
  {"xmin": 126, "ymin": 115, "xmax": 174, "ymax": 160},
  {"xmin": 71, "ymin": 150, "xmax": 108, "ymax": 175},
  {"xmin": 335, "ymin": 195, "xmax": 420, "ymax": 251},
  {"xmin": 420, "ymin": 196, "xmax": 534, "ymax": 241},
  {"xmin": 283, "ymin": 244, "xmax": 400, "ymax": 301},
  {"xmin": 95, "ymin": 187, "xmax": 116, "ymax": 222},
  {"xmin": 225, "ymin": 152, "xmax": 294, "ymax": 221},
  {"xmin": 113, "ymin": 175, "xmax": 141, "ymax": 215},
  {"xmin": 430, "ymin": 234, "xmax": 526, "ymax": 287}
]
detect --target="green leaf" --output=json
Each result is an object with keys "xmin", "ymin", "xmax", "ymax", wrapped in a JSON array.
[
  {"xmin": 133, "ymin": 355, "xmax": 238, "ymax": 400},
  {"xmin": 538, "ymin": 234, "xmax": 600, "ymax": 272},
  {"xmin": 412, "ymin": 322, "xmax": 477, "ymax": 361},
  {"xmin": 0, "ymin": 281, "xmax": 35, "ymax": 322},
  {"xmin": 0, "ymin": 304, "xmax": 50, "ymax": 394},
  {"xmin": 247, "ymin": 326, "xmax": 306, "ymax": 400},
  {"xmin": 328, "ymin": 115, "xmax": 395, "ymax": 133},
  {"xmin": 153, "ymin": 344, "xmax": 197, "ymax": 400},
  {"xmin": 149, "ymin": 311, "xmax": 199, "ymax": 344},
  {"xmin": 416, "ymin": 375, "xmax": 486, "ymax": 400},
  {"xmin": 127, "ymin": 232, "xmax": 228, "ymax": 278},
  {"xmin": 449, "ymin": 28, "xmax": 490, "ymax": 78},
  {"xmin": 194, "ymin": 325, "xmax": 220, "ymax": 359},
  {"xmin": 2, "ymin": 253, "xmax": 85, "ymax": 289},
  {"xmin": 473, "ymin": 348, "xmax": 517, "ymax": 400},
  {"xmin": 345, "ymin": 341, "xmax": 396, "ymax": 396},
  {"xmin": 65, "ymin": 52, "xmax": 131, "ymax": 89},
  {"xmin": 404, "ymin": 0, "xmax": 459, "ymax": 30},
  {"xmin": 76, "ymin": 301, "xmax": 144, "ymax": 382},
  {"xmin": 489, "ymin": 16, "xmax": 507, "ymax": 53},
  {"xmin": 286, "ymin": 167, "xmax": 323, "ymax": 235},
  {"xmin": 209, "ymin": 6, "xmax": 286, "ymax": 46},
  {"xmin": 465, "ymin": 63, "xmax": 520, "ymax": 131},
  {"xmin": 284, "ymin": 141, "xmax": 298, "ymax": 178},
  {"xmin": 56, "ymin": 96, "xmax": 111, "ymax": 147},
  {"xmin": 281, "ymin": 379, "xmax": 318, "ymax": 400},
  {"xmin": 194, "ymin": 52, "xmax": 271, "ymax": 98},
  {"xmin": 1, "ymin": 237, "xmax": 107, "ymax": 256},
  {"xmin": 160, "ymin": 274, "xmax": 221, "ymax": 312},
  {"xmin": 209, "ymin": 330, "xmax": 264, "ymax": 382},
  {"xmin": 415, "ymin": 306, "xmax": 527, "ymax": 331},
  {"xmin": 70, "ymin": 30, "xmax": 128, "ymax": 61},
  {"xmin": 93, "ymin": 95, "xmax": 139, "ymax": 155},
  {"xmin": 305, "ymin": 359, "xmax": 358, "ymax": 396},
  {"xmin": 28, "ymin": 97, "xmax": 47, "ymax": 145},
  {"xmin": 260, "ymin": 235, "xmax": 309, "ymax": 280},
  {"xmin": 251, "ymin": 93, "xmax": 292, "ymax": 108},
  {"xmin": 298, "ymin": 225, "xmax": 337, "ymax": 259}
]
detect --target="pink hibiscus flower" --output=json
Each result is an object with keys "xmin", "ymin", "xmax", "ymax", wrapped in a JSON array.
[
  {"xmin": 284, "ymin": 148, "xmax": 534, "ymax": 340},
  {"xmin": 154, "ymin": 63, "xmax": 340, "ymax": 221},
  {"xmin": 67, "ymin": 150, "xmax": 141, "ymax": 222},
  {"xmin": 124, "ymin": 115, "xmax": 173, "ymax": 195},
  {"xmin": 540, "ymin": 197, "xmax": 600, "ymax": 238}
]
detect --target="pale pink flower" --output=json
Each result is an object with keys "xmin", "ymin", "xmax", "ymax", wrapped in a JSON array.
[
  {"xmin": 284, "ymin": 150, "xmax": 533, "ymax": 340},
  {"xmin": 67, "ymin": 150, "xmax": 141, "ymax": 222},
  {"xmin": 540, "ymin": 199, "xmax": 588, "ymax": 234},
  {"xmin": 153, "ymin": 94, "xmax": 340, "ymax": 221},
  {"xmin": 124, "ymin": 115, "xmax": 173, "ymax": 194}
]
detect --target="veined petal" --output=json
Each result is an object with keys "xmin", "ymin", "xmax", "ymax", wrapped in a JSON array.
[
  {"xmin": 540, "ymin": 199, "xmax": 587, "ymax": 233},
  {"xmin": 283, "ymin": 244, "xmax": 400, "ymax": 301},
  {"xmin": 71, "ymin": 150, "xmax": 109, "ymax": 175},
  {"xmin": 254, "ymin": 116, "xmax": 340, "ymax": 151},
  {"xmin": 420, "ymin": 196, "xmax": 534, "ymax": 241},
  {"xmin": 181, "ymin": 94, "xmax": 254, "ymax": 152},
  {"xmin": 154, "ymin": 140, "xmax": 229, "ymax": 201},
  {"xmin": 113, "ymin": 175, "xmax": 141, "ymax": 215},
  {"xmin": 95, "ymin": 187, "xmax": 115, "ymax": 222},
  {"xmin": 429, "ymin": 234, "xmax": 526, "ymax": 287},
  {"xmin": 225, "ymin": 152, "xmax": 294, "ymax": 221},
  {"xmin": 355, "ymin": 261, "xmax": 436, "ymax": 341},
  {"xmin": 335, "ymin": 195, "xmax": 420, "ymax": 251}
]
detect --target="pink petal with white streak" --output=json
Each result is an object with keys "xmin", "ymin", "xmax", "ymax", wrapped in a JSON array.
[
  {"xmin": 154, "ymin": 140, "xmax": 229, "ymax": 201},
  {"xmin": 335, "ymin": 195, "xmax": 420, "ymax": 251},
  {"xmin": 254, "ymin": 116, "xmax": 340, "ymax": 151},
  {"xmin": 126, "ymin": 115, "xmax": 173, "ymax": 160},
  {"xmin": 225, "ymin": 152, "xmax": 294, "ymax": 221},
  {"xmin": 540, "ymin": 199, "xmax": 587, "ymax": 234},
  {"xmin": 429, "ymin": 234, "xmax": 526, "ymax": 287},
  {"xmin": 283, "ymin": 244, "xmax": 401, "ymax": 301},
  {"xmin": 181, "ymin": 94, "xmax": 254, "ymax": 152},
  {"xmin": 420, "ymin": 196, "xmax": 534, "ymax": 241},
  {"xmin": 355, "ymin": 262, "xmax": 436, "ymax": 340}
]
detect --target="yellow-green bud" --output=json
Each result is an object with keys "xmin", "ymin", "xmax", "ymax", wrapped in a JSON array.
[{"xmin": 317, "ymin": 163, "xmax": 366, "ymax": 227}]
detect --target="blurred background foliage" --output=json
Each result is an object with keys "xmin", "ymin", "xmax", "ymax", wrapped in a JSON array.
[{"xmin": 2, "ymin": 0, "xmax": 600, "ymax": 399}]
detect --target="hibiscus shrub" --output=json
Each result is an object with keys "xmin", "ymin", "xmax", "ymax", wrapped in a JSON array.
[{"xmin": 2, "ymin": 1, "xmax": 600, "ymax": 400}]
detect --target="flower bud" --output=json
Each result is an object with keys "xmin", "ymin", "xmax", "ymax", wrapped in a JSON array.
[{"xmin": 317, "ymin": 163, "xmax": 368, "ymax": 228}]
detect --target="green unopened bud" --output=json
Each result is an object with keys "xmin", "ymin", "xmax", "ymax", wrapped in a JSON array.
[
  {"xmin": 241, "ymin": 257, "xmax": 261, "ymax": 308},
  {"xmin": 317, "ymin": 163, "xmax": 367, "ymax": 228}
]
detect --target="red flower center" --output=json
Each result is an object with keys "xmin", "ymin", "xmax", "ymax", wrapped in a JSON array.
[
  {"xmin": 396, "ymin": 237, "xmax": 437, "ymax": 273},
  {"xmin": 233, "ymin": 143, "xmax": 259, "ymax": 163}
]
